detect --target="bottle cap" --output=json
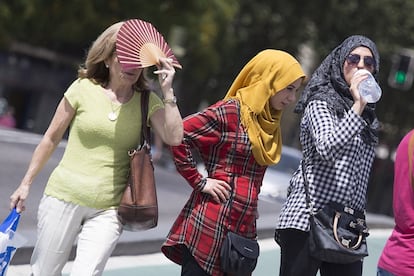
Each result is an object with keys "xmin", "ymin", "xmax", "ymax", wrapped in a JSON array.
[{"xmin": 353, "ymin": 69, "xmax": 371, "ymax": 77}]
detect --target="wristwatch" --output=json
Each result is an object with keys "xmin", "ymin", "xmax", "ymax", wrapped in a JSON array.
[{"xmin": 163, "ymin": 96, "xmax": 177, "ymax": 105}]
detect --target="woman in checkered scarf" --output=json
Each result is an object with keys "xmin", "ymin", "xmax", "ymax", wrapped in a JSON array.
[{"xmin": 276, "ymin": 35, "xmax": 381, "ymax": 276}]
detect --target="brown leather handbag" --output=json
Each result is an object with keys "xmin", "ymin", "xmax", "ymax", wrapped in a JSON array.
[{"xmin": 117, "ymin": 91, "xmax": 158, "ymax": 231}]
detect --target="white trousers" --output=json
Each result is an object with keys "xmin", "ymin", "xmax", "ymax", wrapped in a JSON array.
[{"xmin": 30, "ymin": 195, "xmax": 123, "ymax": 276}]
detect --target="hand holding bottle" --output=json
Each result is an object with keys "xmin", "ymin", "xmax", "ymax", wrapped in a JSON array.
[{"xmin": 354, "ymin": 69, "xmax": 382, "ymax": 103}]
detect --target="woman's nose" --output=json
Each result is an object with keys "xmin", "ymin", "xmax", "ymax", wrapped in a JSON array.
[{"xmin": 288, "ymin": 93, "xmax": 297, "ymax": 103}]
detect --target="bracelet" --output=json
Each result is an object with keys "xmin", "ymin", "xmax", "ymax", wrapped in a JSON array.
[{"xmin": 163, "ymin": 95, "xmax": 177, "ymax": 105}]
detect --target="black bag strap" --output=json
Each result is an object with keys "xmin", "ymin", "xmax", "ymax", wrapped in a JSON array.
[
  {"xmin": 302, "ymin": 160, "xmax": 366, "ymax": 219},
  {"xmin": 140, "ymin": 91, "xmax": 151, "ymax": 148},
  {"xmin": 225, "ymin": 101, "xmax": 240, "ymax": 229},
  {"xmin": 301, "ymin": 159, "xmax": 314, "ymax": 215}
]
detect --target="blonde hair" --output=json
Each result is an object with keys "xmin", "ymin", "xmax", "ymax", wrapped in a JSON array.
[{"xmin": 78, "ymin": 21, "xmax": 151, "ymax": 91}]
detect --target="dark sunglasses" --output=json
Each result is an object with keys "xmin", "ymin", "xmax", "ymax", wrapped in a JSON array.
[{"xmin": 346, "ymin": 54, "xmax": 376, "ymax": 68}]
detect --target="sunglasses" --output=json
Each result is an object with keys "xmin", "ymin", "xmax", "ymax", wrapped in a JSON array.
[{"xmin": 346, "ymin": 54, "xmax": 376, "ymax": 69}]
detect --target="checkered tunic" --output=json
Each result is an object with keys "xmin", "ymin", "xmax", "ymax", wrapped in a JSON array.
[
  {"xmin": 276, "ymin": 100, "xmax": 376, "ymax": 233},
  {"xmin": 161, "ymin": 99, "xmax": 266, "ymax": 276}
]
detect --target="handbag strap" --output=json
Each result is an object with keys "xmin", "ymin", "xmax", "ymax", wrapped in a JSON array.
[
  {"xmin": 225, "ymin": 101, "xmax": 241, "ymax": 229},
  {"xmin": 302, "ymin": 159, "xmax": 366, "ymax": 218},
  {"xmin": 140, "ymin": 91, "xmax": 151, "ymax": 147},
  {"xmin": 301, "ymin": 159, "xmax": 314, "ymax": 214}
]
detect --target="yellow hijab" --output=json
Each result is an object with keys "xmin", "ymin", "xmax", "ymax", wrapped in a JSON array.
[{"xmin": 224, "ymin": 49, "xmax": 305, "ymax": 166}]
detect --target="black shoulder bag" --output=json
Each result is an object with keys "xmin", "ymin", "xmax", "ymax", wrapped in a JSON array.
[
  {"xmin": 220, "ymin": 105, "xmax": 260, "ymax": 275},
  {"xmin": 302, "ymin": 160, "xmax": 369, "ymax": 263}
]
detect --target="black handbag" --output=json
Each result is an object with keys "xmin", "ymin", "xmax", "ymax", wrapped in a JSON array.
[
  {"xmin": 219, "ymin": 107, "xmax": 259, "ymax": 275},
  {"xmin": 302, "ymin": 161, "xmax": 369, "ymax": 264},
  {"xmin": 220, "ymin": 231, "xmax": 259, "ymax": 276}
]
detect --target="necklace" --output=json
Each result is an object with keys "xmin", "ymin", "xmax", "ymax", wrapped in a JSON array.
[
  {"xmin": 108, "ymin": 101, "xmax": 122, "ymax": 121},
  {"xmin": 103, "ymin": 86, "xmax": 133, "ymax": 121}
]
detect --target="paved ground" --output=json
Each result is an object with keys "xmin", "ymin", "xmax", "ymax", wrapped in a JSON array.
[
  {"xmin": 1, "ymin": 127, "xmax": 396, "ymax": 275},
  {"xmin": 7, "ymin": 229, "xmax": 392, "ymax": 275}
]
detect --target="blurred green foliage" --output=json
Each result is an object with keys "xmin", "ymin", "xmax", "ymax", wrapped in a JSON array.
[{"xmin": 1, "ymin": 0, "xmax": 414, "ymax": 144}]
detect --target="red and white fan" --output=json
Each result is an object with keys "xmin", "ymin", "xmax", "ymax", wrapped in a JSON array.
[{"xmin": 116, "ymin": 19, "xmax": 182, "ymax": 70}]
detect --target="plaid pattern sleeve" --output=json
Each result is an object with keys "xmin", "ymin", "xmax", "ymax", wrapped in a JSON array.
[
  {"xmin": 162, "ymin": 100, "xmax": 267, "ymax": 276},
  {"xmin": 276, "ymin": 100, "xmax": 376, "ymax": 233},
  {"xmin": 168, "ymin": 108, "xmax": 222, "ymax": 188}
]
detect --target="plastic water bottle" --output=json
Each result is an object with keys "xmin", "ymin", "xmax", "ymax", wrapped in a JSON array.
[{"xmin": 354, "ymin": 69, "xmax": 382, "ymax": 103}]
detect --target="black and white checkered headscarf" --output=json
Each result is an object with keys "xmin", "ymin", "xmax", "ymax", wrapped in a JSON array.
[{"xmin": 295, "ymin": 35, "xmax": 380, "ymax": 145}]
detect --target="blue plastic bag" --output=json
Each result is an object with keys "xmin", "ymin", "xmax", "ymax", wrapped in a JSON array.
[{"xmin": 0, "ymin": 208, "xmax": 21, "ymax": 276}]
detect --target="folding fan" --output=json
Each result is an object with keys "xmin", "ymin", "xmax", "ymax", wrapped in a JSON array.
[{"xmin": 116, "ymin": 19, "xmax": 182, "ymax": 70}]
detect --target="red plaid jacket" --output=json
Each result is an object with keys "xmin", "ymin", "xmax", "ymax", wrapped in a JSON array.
[{"xmin": 161, "ymin": 99, "xmax": 267, "ymax": 275}]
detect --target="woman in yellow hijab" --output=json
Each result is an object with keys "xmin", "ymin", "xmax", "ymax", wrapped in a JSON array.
[
  {"xmin": 162, "ymin": 49, "xmax": 305, "ymax": 276},
  {"xmin": 225, "ymin": 49, "xmax": 306, "ymax": 166}
]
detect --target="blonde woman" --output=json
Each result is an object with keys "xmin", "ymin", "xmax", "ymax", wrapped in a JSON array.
[{"xmin": 9, "ymin": 20, "xmax": 183, "ymax": 275}]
